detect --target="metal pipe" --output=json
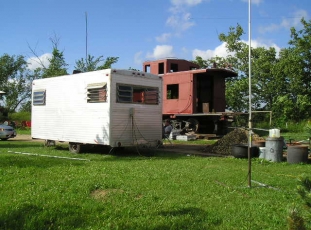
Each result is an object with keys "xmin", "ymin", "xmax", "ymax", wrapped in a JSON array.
[{"xmin": 248, "ymin": 0, "xmax": 252, "ymax": 188}]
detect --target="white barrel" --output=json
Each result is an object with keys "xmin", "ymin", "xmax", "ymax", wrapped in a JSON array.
[{"xmin": 269, "ymin": 129, "xmax": 280, "ymax": 138}]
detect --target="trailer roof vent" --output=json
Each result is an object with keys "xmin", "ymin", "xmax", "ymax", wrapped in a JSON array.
[{"xmin": 73, "ymin": 70, "xmax": 82, "ymax": 74}]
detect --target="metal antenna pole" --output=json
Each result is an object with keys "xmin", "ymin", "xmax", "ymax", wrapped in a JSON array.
[
  {"xmin": 85, "ymin": 12, "xmax": 88, "ymax": 62},
  {"xmin": 248, "ymin": 0, "xmax": 252, "ymax": 188}
]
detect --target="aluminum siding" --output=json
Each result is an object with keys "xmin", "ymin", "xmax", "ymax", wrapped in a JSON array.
[
  {"xmin": 31, "ymin": 70, "xmax": 162, "ymax": 147},
  {"xmin": 31, "ymin": 70, "xmax": 111, "ymax": 144},
  {"xmin": 109, "ymin": 71, "xmax": 162, "ymax": 147}
]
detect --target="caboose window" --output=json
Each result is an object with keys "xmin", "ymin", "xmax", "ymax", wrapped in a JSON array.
[
  {"xmin": 117, "ymin": 84, "xmax": 159, "ymax": 104},
  {"xmin": 144, "ymin": 65, "xmax": 150, "ymax": 73},
  {"xmin": 158, "ymin": 62, "xmax": 164, "ymax": 74},
  {"xmin": 170, "ymin": 63, "xmax": 178, "ymax": 72},
  {"xmin": 167, "ymin": 84, "xmax": 179, "ymax": 99}
]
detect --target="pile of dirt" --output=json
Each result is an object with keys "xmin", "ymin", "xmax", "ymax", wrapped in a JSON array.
[{"xmin": 203, "ymin": 128, "xmax": 264, "ymax": 155}]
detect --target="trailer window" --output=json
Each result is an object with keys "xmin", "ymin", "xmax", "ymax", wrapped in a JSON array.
[
  {"xmin": 167, "ymin": 84, "xmax": 179, "ymax": 99},
  {"xmin": 117, "ymin": 85, "xmax": 132, "ymax": 103},
  {"xmin": 33, "ymin": 90, "xmax": 46, "ymax": 105},
  {"xmin": 87, "ymin": 83, "xmax": 107, "ymax": 103},
  {"xmin": 117, "ymin": 84, "xmax": 159, "ymax": 104},
  {"xmin": 143, "ymin": 90, "xmax": 158, "ymax": 104}
]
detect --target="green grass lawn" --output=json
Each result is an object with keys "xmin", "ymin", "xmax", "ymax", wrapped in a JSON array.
[
  {"xmin": 15, "ymin": 128, "xmax": 31, "ymax": 135},
  {"xmin": 0, "ymin": 140, "xmax": 310, "ymax": 229}
]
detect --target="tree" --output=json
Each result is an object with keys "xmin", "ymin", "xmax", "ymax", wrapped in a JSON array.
[
  {"xmin": 28, "ymin": 35, "xmax": 68, "ymax": 78},
  {"xmin": 74, "ymin": 55, "xmax": 119, "ymax": 72},
  {"xmin": 192, "ymin": 56, "xmax": 207, "ymax": 68},
  {"xmin": 0, "ymin": 36, "xmax": 69, "ymax": 113},
  {"xmin": 192, "ymin": 56, "xmax": 230, "ymax": 69},
  {"xmin": 272, "ymin": 18, "xmax": 311, "ymax": 122},
  {"xmin": 41, "ymin": 46, "xmax": 68, "ymax": 78},
  {"xmin": 16, "ymin": 68, "xmax": 42, "ymax": 112},
  {"xmin": 288, "ymin": 18, "xmax": 311, "ymax": 95},
  {"xmin": 128, "ymin": 67, "xmax": 140, "ymax": 71},
  {"xmin": 0, "ymin": 54, "xmax": 33, "ymax": 112},
  {"xmin": 217, "ymin": 24, "xmax": 282, "ymax": 114},
  {"xmin": 0, "ymin": 54, "xmax": 26, "ymax": 91},
  {"xmin": 196, "ymin": 20, "xmax": 311, "ymax": 124}
]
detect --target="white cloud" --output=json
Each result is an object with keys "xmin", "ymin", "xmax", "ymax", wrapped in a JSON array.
[
  {"xmin": 241, "ymin": 0, "xmax": 263, "ymax": 5},
  {"xmin": 170, "ymin": 0, "xmax": 203, "ymax": 7},
  {"xmin": 166, "ymin": 11, "xmax": 195, "ymax": 33},
  {"xmin": 280, "ymin": 9, "xmax": 308, "ymax": 28},
  {"xmin": 154, "ymin": 0, "xmax": 205, "ymax": 42},
  {"xmin": 146, "ymin": 45, "xmax": 175, "ymax": 59},
  {"xmin": 244, "ymin": 39, "xmax": 281, "ymax": 53},
  {"xmin": 245, "ymin": 39, "xmax": 281, "ymax": 57},
  {"xmin": 259, "ymin": 9, "xmax": 308, "ymax": 34},
  {"xmin": 134, "ymin": 51, "xmax": 143, "ymax": 65},
  {"xmin": 156, "ymin": 33, "xmax": 172, "ymax": 43},
  {"xmin": 192, "ymin": 40, "xmax": 281, "ymax": 59},
  {"xmin": 27, "ymin": 53, "xmax": 52, "ymax": 70},
  {"xmin": 192, "ymin": 42, "xmax": 230, "ymax": 60},
  {"xmin": 155, "ymin": 0, "xmax": 200, "ymax": 42},
  {"xmin": 258, "ymin": 23, "xmax": 279, "ymax": 34}
]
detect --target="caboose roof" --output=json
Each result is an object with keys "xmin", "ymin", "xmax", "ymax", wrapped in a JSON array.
[{"xmin": 165, "ymin": 68, "xmax": 238, "ymax": 78}]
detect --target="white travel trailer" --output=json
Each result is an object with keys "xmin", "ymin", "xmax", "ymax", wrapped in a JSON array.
[{"xmin": 31, "ymin": 69, "xmax": 162, "ymax": 153}]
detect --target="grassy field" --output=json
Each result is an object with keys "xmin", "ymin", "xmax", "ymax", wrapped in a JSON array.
[
  {"xmin": 0, "ymin": 139, "xmax": 310, "ymax": 229},
  {"xmin": 15, "ymin": 128, "xmax": 31, "ymax": 135}
]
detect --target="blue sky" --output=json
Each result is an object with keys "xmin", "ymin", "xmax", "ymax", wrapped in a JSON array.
[{"xmin": 0, "ymin": 0, "xmax": 310, "ymax": 73}]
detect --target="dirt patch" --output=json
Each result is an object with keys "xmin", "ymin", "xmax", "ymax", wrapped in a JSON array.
[
  {"xmin": 10, "ymin": 134, "xmax": 41, "ymax": 142},
  {"xmin": 91, "ymin": 189, "xmax": 124, "ymax": 201},
  {"xmin": 160, "ymin": 144, "xmax": 224, "ymax": 157}
]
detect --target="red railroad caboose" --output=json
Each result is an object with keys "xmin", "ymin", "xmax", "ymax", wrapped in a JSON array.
[{"xmin": 143, "ymin": 58, "xmax": 238, "ymax": 134}]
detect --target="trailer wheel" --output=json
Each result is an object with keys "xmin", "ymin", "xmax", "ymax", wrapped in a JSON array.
[
  {"xmin": 45, "ymin": 140, "xmax": 55, "ymax": 147},
  {"xmin": 69, "ymin": 142, "xmax": 83, "ymax": 153},
  {"xmin": 187, "ymin": 118, "xmax": 199, "ymax": 133}
]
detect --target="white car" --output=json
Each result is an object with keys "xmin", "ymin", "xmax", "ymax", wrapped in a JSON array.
[{"xmin": 0, "ymin": 124, "xmax": 17, "ymax": 140}]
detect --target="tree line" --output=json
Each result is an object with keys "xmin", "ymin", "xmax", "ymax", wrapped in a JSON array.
[
  {"xmin": 0, "ymin": 18, "xmax": 310, "ymax": 125},
  {"xmin": 193, "ymin": 18, "xmax": 311, "ymax": 125}
]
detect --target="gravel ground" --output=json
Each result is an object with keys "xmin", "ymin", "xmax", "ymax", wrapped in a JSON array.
[{"xmin": 10, "ymin": 134, "xmax": 37, "ymax": 141}]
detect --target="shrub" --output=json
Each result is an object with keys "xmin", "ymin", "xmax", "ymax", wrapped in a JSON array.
[
  {"xmin": 8, "ymin": 111, "xmax": 31, "ymax": 122},
  {"xmin": 288, "ymin": 175, "xmax": 311, "ymax": 230},
  {"xmin": 304, "ymin": 122, "xmax": 311, "ymax": 137}
]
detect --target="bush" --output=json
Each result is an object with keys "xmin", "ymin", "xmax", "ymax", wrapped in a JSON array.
[
  {"xmin": 7, "ymin": 112, "xmax": 31, "ymax": 129},
  {"xmin": 8, "ymin": 111, "xmax": 31, "ymax": 122},
  {"xmin": 288, "ymin": 175, "xmax": 311, "ymax": 230},
  {"xmin": 304, "ymin": 122, "xmax": 311, "ymax": 137}
]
